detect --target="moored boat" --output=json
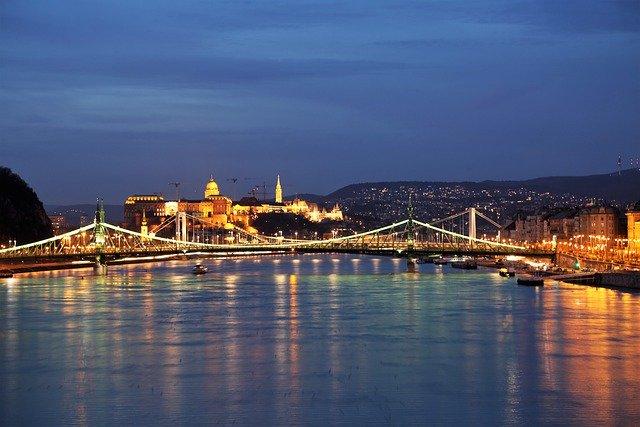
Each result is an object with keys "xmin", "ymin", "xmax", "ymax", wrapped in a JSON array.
[
  {"xmin": 517, "ymin": 275, "xmax": 544, "ymax": 286},
  {"xmin": 0, "ymin": 271, "xmax": 13, "ymax": 278},
  {"xmin": 433, "ymin": 257, "xmax": 448, "ymax": 265},
  {"xmin": 451, "ymin": 259, "xmax": 477, "ymax": 269}
]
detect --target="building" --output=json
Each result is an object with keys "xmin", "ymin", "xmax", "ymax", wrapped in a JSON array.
[
  {"xmin": 233, "ymin": 176, "xmax": 344, "ymax": 223},
  {"xmin": 578, "ymin": 205, "xmax": 622, "ymax": 249},
  {"xmin": 123, "ymin": 175, "xmax": 344, "ymax": 238},
  {"xmin": 547, "ymin": 209, "xmax": 579, "ymax": 242},
  {"xmin": 123, "ymin": 177, "xmax": 240, "ymax": 237},
  {"xmin": 49, "ymin": 214, "xmax": 66, "ymax": 235},
  {"xmin": 626, "ymin": 200, "xmax": 640, "ymax": 255},
  {"xmin": 502, "ymin": 205, "xmax": 621, "ymax": 247}
]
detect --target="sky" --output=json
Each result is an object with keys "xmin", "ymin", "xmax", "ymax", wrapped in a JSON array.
[{"xmin": 1, "ymin": 1, "xmax": 639, "ymax": 204}]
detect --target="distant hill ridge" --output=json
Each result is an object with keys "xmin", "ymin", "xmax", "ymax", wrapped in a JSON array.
[
  {"xmin": 324, "ymin": 169, "xmax": 640, "ymax": 205},
  {"xmin": 46, "ymin": 169, "xmax": 640, "ymax": 224}
]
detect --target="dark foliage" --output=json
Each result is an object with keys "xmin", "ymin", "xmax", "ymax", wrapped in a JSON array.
[
  {"xmin": 251, "ymin": 212, "xmax": 337, "ymax": 238},
  {"xmin": 0, "ymin": 166, "xmax": 53, "ymax": 245}
]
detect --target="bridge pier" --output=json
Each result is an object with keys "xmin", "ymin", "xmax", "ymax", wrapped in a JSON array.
[{"xmin": 94, "ymin": 254, "xmax": 107, "ymax": 275}]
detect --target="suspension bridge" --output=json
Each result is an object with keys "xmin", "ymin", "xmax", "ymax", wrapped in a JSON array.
[{"xmin": 0, "ymin": 201, "xmax": 554, "ymax": 274}]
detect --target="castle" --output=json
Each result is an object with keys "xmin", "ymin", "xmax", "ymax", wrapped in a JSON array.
[{"xmin": 123, "ymin": 176, "xmax": 343, "ymax": 236}]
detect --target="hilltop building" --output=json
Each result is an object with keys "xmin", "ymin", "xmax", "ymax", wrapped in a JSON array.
[
  {"xmin": 233, "ymin": 176, "xmax": 343, "ymax": 223},
  {"xmin": 123, "ymin": 177, "xmax": 238, "ymax": 236},
  {"xmin": 123, "ymin": 175, "xmax": 344, "ymax": 237}
]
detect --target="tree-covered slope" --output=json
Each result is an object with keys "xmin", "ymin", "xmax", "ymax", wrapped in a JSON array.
[{"xmin": 0, "ymin": 166, "xmax": 53, "ymax": 245}]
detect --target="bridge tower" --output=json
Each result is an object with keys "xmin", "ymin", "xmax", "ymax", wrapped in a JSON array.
[
  {"xmin": 176, "ymin": 212, "xmax": 187, "ymax": 242},
  {"xmin": 94, "ymin": 199, "xmax": 106, "ymax": 247},
  {"xmin": 93, "ymin": 199, "xmax": 107, "ymax": 275},
  {"xmin": 468, "ymin": 207, "xmax": 477, "ymax": 243},
  {"xmin": 405, "ymin": 195, "xmax": 417, "ymax": 271},
  {"xmin": 407, "ymin": 195, "xmax": 415, "ymax": 251}
]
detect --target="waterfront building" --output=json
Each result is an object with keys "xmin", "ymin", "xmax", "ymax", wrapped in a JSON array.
[
  {"xmin": 502, "ymin": 210, "xmax": 552, "ymax": 243},
  {"xmin": 503, "ymin": 205, "xmax": 622, "ymax": 248},
  {"xmin": 578, "ymin": 205, "xmax": 622, "ymax": 249},
  {"xmin": 547, "ymin": 209, "xmax": 579, "ymax": 241},
  {"xmin": 626, "ymin": 200, "xmax": 640, "ymax": 254}
]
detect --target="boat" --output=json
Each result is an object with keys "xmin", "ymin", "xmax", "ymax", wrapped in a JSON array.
[
  {"xmin": 0, "ymin": 271, "xmax": 13, "ymax": 278},
  {"xmin": 499, "ymin": 268, "xmax": 515, "ymax": 277},
  {"xmin": 433, "ymin": 257, "xmax": 448, "ymax": 266},
  {"xmin": 415, "ymin": 257, "xmax": 432, "ymax": 264},
  {"xmin": 517, "ymin": 274, "xmax": 544, "ymax": 286},
  {"xmin": 192, "ymin": 263, "xmax": 208, "ymax": 275},
  {"xmin": 451, "ymin": 259, "xmax": 477, "ymax": 269}
]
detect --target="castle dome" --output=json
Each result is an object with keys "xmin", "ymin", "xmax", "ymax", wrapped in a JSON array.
[{"xmin": 204, "ymin": 176, "xmax": 220, "ymax": 198}]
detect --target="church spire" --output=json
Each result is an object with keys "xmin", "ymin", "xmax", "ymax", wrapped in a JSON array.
[
  {"xmin": 140, "ymin": 210, "xmax": 148, "ymax": 238},
  {"xmin": 275, "ymin": 175, "xmax": 283, "ymax": 203}
]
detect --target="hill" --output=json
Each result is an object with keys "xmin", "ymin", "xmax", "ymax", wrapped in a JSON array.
[
  {"xmin": 481, "ymin": 168, "xmax": 640, "ymax": 204},
  {"xmin": 326, "ymin": 169, "xmax": 640, "ymax": 205},
  {"xmin": 45, "ymin": 204, "xmax": 124, "ymax": 227},
  {"xmin": 0, "ymin": 166, "xmax": 53, "ymax": 245},
  {"xmin": 321, "ymin": 169, "xmax": 640, "ymax": 227}
]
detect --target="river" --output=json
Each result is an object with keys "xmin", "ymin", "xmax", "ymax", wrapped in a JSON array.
[{"xmin": 1, "ymin": 254, "xmax": 639, "ymax": 426}]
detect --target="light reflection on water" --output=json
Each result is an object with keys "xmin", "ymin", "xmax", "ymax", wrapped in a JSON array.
[{"xmin": 1, "ymin": 254, "xmax": 639, "ymax": 426}]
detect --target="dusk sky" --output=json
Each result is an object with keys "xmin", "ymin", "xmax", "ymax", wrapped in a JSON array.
[{"xmin": 1, "ymin": 1, "xmax": 639, "ymax": 204}]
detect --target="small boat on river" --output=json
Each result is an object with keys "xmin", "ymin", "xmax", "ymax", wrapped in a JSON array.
[
  {"xmin": 0, "ymin": 271, "xmax": 13, "ymax": 278},
  {"xmin": 499, "ymin": 268, "xmax": 515, "ymax": 277},
  {"xmin": 192, "ymin": 263, "xmax": 208, "ymax": 275}
]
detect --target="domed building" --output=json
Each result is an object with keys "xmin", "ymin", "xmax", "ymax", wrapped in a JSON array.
[
  {"xmin": 204, "ymin": 176, "xmax": 220, "ymax": 198},
  {"xmin": 124, "ymin": 176, "xmax": 242, "ymax": 238},
  {"xmin": 198, "ymin": 176, "xmax": 231, "ymax": 226}
]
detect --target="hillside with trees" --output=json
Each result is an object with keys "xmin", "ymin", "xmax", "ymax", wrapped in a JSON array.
[{"xmin": 0, "ymin": 166, "xmax": 53, "ymax": 245}]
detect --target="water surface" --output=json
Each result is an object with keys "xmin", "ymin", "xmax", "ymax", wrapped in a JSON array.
[{"xmin": 1, "ymin": 254, "xmax": 639, "ymax": 426}]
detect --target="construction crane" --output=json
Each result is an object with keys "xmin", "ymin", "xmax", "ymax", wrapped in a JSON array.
[
  {"xmin": 168, "ymin": 182, "xmax": 180, "ymax": 200},
  {"xmin": 249, "ymin": 182, "xmax": 273, "ymax": 202},
  {"xmin": 226, "ymin": 177, "xmax": 254, "ymax": 201}
]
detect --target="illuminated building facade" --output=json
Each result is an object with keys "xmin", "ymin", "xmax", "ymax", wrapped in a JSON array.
[
  {"xmin": 275, "ymin": 175, "xmax": 283, "ymax": 204},
  {"xmin": 233, "ymin": 176, "xmax": 344, "ymax": 223},
  {"xmin": 124, "ymin": 176, "xmax": 344, "ymax": 237},
  {"xmin": 123, "ymin": 178, "xmax": 240, "ymax": 235},
  {"xmin": 578, "ymin": 205, "xmax": 621, "ymax": 248},
  {"xmin": 626, "ymin": 201, "xmax": 640, "ymax": 254},
  {"xmin": 504, "ymin": 205, "xmax": 622, "ymax": 246}
]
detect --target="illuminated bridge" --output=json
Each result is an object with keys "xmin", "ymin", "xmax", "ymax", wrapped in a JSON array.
[{"xmin": 0, "ymin": 201, "xmax": 554, "ymax": 273}]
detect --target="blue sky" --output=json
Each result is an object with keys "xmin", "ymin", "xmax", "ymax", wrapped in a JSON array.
[{"xmin": 1, "ymin": 0, "xmax": 639, "ymax": 204}]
